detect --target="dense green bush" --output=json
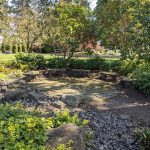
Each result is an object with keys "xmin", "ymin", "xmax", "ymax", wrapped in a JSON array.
[
  {"xmin": 133, "ymin": 62, "xmax": 150, "ymax": 96},
  {"xmin": 47, "ymin": 57, "xmax": 118, "ymax": 71},
  {"xmin": 136, "ymin": 128, "xmax": 150, "ymax": 150},
  {"xmin": 0, "ymin": 103, "xmax": 88, "ymax": 149},
  {"xmin": 0, "ymin": 104, "xmax": 48, "ymax": 149},
  {"xmin": 15, "ymin": 53, "xmax": 46, "ymax": 69},
  {"xmin": 15, "ymin": 54, "xmax": 118, "ymax": 71},
  {"xmin": 117, "ymin": 59, "xmax": 140, "ymax": 76}
]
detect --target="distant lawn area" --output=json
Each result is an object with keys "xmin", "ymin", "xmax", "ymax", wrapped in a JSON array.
[
  {"xmin": 0, "ymin": 53, "xmax": 54, "ymax": 63},
  {"xmin": 0, "ymin": 53, "xmax": 119, "ymax": 64}
]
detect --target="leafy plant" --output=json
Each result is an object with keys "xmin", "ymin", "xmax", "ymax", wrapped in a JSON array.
[
  {"xmin": 15, "ymin": 53, "xmax": 46, "ymax": 69},
  {"xmin": 0, "ymin": 104, "xmax": 88, "ymax": 149},
  {"xmin": 47, "ymin": 57, "xmax": 117, "ymax": 71},
  {"xmin": 136, "ymin": 128, "xmax": 150, "ymax": 150},
  {"xmin": 133, "ymin": 62, "xmax": 150, "ymax": 96},
  {"xmin": 118, "ymin": 59, "xmax": 140, "ymax": 76}
]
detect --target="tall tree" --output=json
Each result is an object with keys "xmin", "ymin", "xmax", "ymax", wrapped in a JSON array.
[{"xmin": 96, "ymin": 0, "xmax": 150, "ymax": 60}]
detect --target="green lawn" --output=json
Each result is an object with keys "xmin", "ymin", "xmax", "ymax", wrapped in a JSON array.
[{"xmin": 0, "ymin": 53, "xmax": 119, "ymax": 64}]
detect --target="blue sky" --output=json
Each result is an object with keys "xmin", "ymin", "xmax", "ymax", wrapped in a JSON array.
[{"xmin": 90, "ymin": 0, "xmax": 97, "ymax": 10}]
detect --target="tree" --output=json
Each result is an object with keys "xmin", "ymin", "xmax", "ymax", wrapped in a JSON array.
[
  {"xmin": 47, "ymin": 1, "xmax": 94, "ymax": 59},
  {"xmin": 8, "ymin": 0, "xmax": 52, "ymax": 53},
  {"xmin": 96, "ymin": 0, "xmax": 150, "ymax": 60}
]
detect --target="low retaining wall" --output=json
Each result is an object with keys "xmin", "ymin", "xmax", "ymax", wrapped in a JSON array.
[{"xmin": 47, "ymin": 69, "xmax": 90, "ymax": 78}]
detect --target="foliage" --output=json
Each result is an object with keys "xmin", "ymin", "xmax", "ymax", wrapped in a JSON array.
[
  {"xmin": 136, "ymin": 128, "xmax": 150, "ymax": 150},
  {"xmin": 0, "ymin": 64, "xmax": 23, "ymax": 79},
  {"xmin": 96, "ymin": 0, "xmax": 150, "ymax": 60},
  {"xmin": 133, "ymin": 62, "xmax": 150, "ymax": 96},
  {"xmin": 50, "ymin": 140, "xmax": 73, "ymax": 150},
  {"xmin": 0, "ymin": 103, "xmax": 48, "ymax": 149},
  {"xmin": 15, "ymin": 53, "xmax": 46, "ymax": 70},
  {"xmin": 117, "ymin": 59, "xmax": 140, "ymax": 76},
  {"xmin": 53, "ymin": 110, "xmax": 89, "ymax": 128},
  {"xmin": 47, "ymin": 57, "xmax": 117, "ymax": 71},
  {"xmin": 15, "ymin": 53, "xmax": 118, "ymax": 71},
  {"xmin": 0, "ymin": 103, "xmax": 88, "ymax": 149},
  {"xmin": 43, "ymin": 1, "xmax": 94, "ymax": 59}
]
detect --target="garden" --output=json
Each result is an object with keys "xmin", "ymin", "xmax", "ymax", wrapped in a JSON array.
[{"xmin": 0, "ymin": 0, "xmax": 150, "ymax": 150}]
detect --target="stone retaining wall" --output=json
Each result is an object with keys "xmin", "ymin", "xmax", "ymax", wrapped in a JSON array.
[{"xmin": 47, "ymin": 69, "xmax": 90, "ymax": 78}]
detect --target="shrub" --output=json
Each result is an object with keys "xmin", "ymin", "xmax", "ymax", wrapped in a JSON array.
[
  {"xmin": 117, "ymin": 59, "xmax": 140, "ymax": 76},
  {"xmin": 133, "ymin": 62, "xmax": 150, "ymax": 96},
  {"xmin": 47, "ymin": 57, "xmax": 118, "ymax": 71},
  {"xmin": 0, "ymin": 103, "xmax": 88, "ymax": 149},
  {"xmin": 47, "ymin": 57, "xmax": 67, "ymax": 69},
  {"xmin": 0, "ymin": 104, "xmax": 48, "ymax": 149},
  {"xmin": 15, "ymin": 53, "xmax": 46, "ymax": 69},
  {"xmin": 136, "ymin": 128, "xmax": 150, "ymax": 150},
  {"xmin": 15, "ymin": 54, "xmax": 118, "ymax": 71}
]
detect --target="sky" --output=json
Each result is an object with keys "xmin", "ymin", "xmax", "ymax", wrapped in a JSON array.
[{"xmin": 90, "ymin": 0, "xmax": 97, "ymax": 10}]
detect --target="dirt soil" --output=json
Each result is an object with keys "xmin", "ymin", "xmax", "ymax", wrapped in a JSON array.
[{"xmin": 29, "ymin": 77, "xmax": 150, "ymax": 127}]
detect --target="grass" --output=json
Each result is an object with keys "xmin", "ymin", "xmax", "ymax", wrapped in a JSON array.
[
  {"xmin": 0, "ymin": 53, "xmax": 119, "ymax": 61},
  {"xmin": 0, "ymin": 53, "xmax": 54, "ymax": 63}
]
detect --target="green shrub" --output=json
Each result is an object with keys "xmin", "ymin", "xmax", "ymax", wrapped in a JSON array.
[
  {"xmin": 0, "ymin": 104, "xmax": 48, "ymax": 149},
  {"xmin": 15, "ymin": 53, "xmax": 46, "ymax": 69},
  {"xmin": 117, "ymin": 59, "xmax": 140, "ymax": 76},
  {"xmin": 47, "ymin": 57, "xmax": 118, "ymax": 71},
  {"xmin": 15, "ymin": 54, "xmax": 118, "ymax": 71},
  {"xmin": 47, "ymin": 57, "xmax": 67, "ymax": 69},
  {"xmin": 0, "ymin": 103, "xmax": 88, "ymax": 149},
  {"xmin": 136, "ymin": 128, "xmax": 150, "ymax": 150},
  {"xmin": 53, "ymin": 110, "xmax": 89, "ymax": 128},
  {"xmin": 133, "ymin": 62, "xmax": 150, "ymax": 96}
]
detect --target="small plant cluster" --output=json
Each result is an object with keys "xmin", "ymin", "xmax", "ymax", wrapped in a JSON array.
[
  {"xmin": 0, "ymin": 103, "xmax": 89, "ymax": 149},
  {"xmin": 15, "ymin": 53, "xmax": 118, "ymax": 71},
  {"xmin": 117, "ymin": 59, "xmax": 150, "ymax": 96},
  {"xmin": 0, "ymin": 64, "xmax": 23, "ymax": 79},
  {"xmin": 133, "ymin": 62, "xmax": 150, "ymax": 96},
  {"xmin": 136, "ymin": 128, "xmax": 150, "ymax": 150}
]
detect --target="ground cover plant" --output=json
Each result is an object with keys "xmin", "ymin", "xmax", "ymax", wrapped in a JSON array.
[
  {"xmin": 136, "ymin": 128, "xmax": 150, "ymax": 150},
  {"xmin": 0, "ymin": 103, "xmax": 88, "ymax": 149}
]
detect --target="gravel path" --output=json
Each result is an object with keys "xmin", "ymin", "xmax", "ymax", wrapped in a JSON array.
[{"xmin": 79, "ymin": 110, "xmax": 140, "ymax": 150}]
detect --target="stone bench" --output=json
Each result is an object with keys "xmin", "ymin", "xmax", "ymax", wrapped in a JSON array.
[
  {"xmin": 47, "ymin": 69, "xmax": 90, "ymax": 78},
  {"xmin": 66, "ymin": 69, "xmax": 90, "ymax": 77},
  {"xmin": 98, "ymin": 71, "xmax": 118, "ymax": 82},
  {"xmin": 23, "ymin": 71, "xmax": 40, "ymax": 82},
  {"xmin": 47, "ymin": 69, "xmax": 65, "ymax": 77}
]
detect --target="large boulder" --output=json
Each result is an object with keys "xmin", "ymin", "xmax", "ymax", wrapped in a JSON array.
[
  {"xmin": 61, "ymin": 94, "xmax": 81, "ymax": 107},
  {"xmin": 46, "ymin": 123, "xmax": 85, "ymax": 150},
  {"xmin": 23, "ymin": 71, "xmax": 40, "ymax": 82}
]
